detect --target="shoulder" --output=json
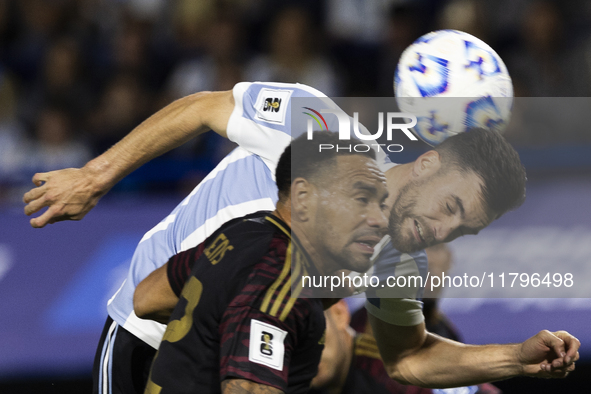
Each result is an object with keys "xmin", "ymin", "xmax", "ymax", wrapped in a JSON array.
[
  {"xmin": 233, "ymin": 81, "xmax": 329, "ymax": 101},
  {"xmin": 215, "ymin": 211, "xmax": 283, "ymax": 243}
]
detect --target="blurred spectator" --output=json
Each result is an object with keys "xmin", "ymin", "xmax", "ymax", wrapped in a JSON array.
[
  {"xmin": 86, "ymin": 73, "xmax": 150, "ymax": 155},
  {"xmin": 326, "ymin": 0, "xmax": 396, "ymax": 95},
  {"xmin": 245, "ymin": 6, "xmax": 340, "ymax": 96},
  {"xmin": 171, "ymin": 0, "xmax": 216, "ymax": 58},
  {"xmin": 29, "ymin": 105, "xmax": 91, "ymax": 172},
  {"xmin": 504, "ymin": 0, "xmax": 591, "ymax": 97},
  {"xmin": 436, "ymin": 0, "xmax": 490, "ymax": 42},
  {"xmin": 6, "ymin": 0, "xmax": 61, "ymax": 82},
  {"xmin": 19, "ymin": 36, "xmax": 93, "ymax": 125},
  {"xmin": 0, "ymin": 67, "xmax": 27, "ymax": 185},
  {"xmin": 166, "ymin": 14, "xmax": 245, "ymax": 99},
  {"xmin": 378, "ymin": 2, "xmax": 431, "ymax": 96},
  {"xmin": 326, "ymin": 0, "xmax": 394, "ymax": 45}
]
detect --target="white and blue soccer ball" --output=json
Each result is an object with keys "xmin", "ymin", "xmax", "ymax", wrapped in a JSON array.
[{"xmin": 395, "ymin": 30, "xmax": 513, "ymax": 146}]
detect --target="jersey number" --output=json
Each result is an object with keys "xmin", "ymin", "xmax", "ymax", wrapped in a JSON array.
[{"xmin": 162, "ymin": 276, "xmax": 203, "ymax": 343}]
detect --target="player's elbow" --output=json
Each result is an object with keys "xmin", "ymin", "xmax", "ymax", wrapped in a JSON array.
[
  {"xmin": 384, "ymin": 358, "xmax": 429, "ymax": 387},
  {"xmin": 133, "ymin": 284, "xmax": 151, "ymax": 319},
  {"xmin": 385, "ymin": 362, "xmax": 411, "ymax": 385},
  {"xmin": 133, "ymin": 278, "xmax": 159, "ymax": 320}
]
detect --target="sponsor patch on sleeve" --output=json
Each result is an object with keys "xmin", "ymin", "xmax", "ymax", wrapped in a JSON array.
[
  {"xmin": 248, "ymin": 319, "xmax": 288, "ymax": 371},
  {"xmin": 254, "ymin": 88, "xmax": 292, "ymax": 125}
]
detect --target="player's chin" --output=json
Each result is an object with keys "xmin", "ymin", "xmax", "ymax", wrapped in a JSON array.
[
  {"xmin": 350, "ymin": 255, "xmax": 374, "ymax": 273},
  {"xmin": 390, "ymin": 234, "xmax": 422, "ymax": 254}
]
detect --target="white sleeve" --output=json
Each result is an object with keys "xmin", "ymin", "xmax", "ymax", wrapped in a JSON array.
[
  {"xmin": 226, "ymin": 81, "xmax": 395, "ymax": 172},
  {"xmin": 365, "ymin": 298, "xmax": 425, "ymax": 326},
  {"xmin": 363, "ymin": 240, "xmax": 428, "ymax": 326},
  {"xmin": 226, "ymin": 82, "xmax": 293, "ymax": 172}
]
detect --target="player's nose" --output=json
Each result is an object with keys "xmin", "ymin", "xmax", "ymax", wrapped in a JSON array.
[
  {"xmin": 433, "ymin": 216, "xmax": 460, "ymax": 242},
  {"xmin": 367, "ymin": 203, "xmax": 388, "ymax": 230}
]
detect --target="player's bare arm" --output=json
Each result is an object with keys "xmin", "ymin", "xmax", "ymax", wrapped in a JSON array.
[
  {"xmin": 134, "ymin": 263, "xmax": 179, "ymax": 324},
  {"xmin": 221, "ymin": 379, "xmax": 283, "ymax": 394},
  {"xmin": 369, "ymin": 313, "xmax": 580, "ymax": 388},
  {"xmin": 23, "ymin": 90, "xmax": 234, "ymax": 228}
]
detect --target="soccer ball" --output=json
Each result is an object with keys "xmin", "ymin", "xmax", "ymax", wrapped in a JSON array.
[{"xmin": 395, "ymin": 30, "xmax": 513, "ymax": 146}]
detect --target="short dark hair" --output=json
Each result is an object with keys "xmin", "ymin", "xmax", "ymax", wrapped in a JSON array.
[
  {"xmin": 275, "ymin": 131, "xmax": 377, "ymax": 201},
  {"xmin": 434, "ymin": 128, "xmax": 526, "ymax": 217}
]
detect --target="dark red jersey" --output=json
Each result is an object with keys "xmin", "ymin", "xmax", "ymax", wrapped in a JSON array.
[{"xmin": 145, "ymin": 211, "xmax": 325, "ymax": 394}]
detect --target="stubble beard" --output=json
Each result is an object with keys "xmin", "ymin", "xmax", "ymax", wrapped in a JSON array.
[{"xmin": 388, "ymin": 182, "xmax": 423, "ymax": 254}]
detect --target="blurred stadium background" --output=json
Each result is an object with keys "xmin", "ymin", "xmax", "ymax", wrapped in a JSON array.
[{"xmin": 0, "ymin": 0, "xmax": 590, "ymax": 392}]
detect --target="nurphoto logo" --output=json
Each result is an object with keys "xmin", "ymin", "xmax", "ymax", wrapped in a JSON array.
[{"xmin": 303, "ymin": 107, "xmax": 418, "ymax": 153}]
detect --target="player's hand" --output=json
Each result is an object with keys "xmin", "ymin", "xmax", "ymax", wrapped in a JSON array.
[
  {"xmin": 517, "ymin": 330, "xmax": 580, "ymax": 378},
  {"xmin": 23, "ymin": 167, "xmax": 107, "ymax": 228}
]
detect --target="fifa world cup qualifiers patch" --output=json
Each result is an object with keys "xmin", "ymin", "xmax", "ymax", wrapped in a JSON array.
[
  {"xmin": 254, "ymin": 88, "xmax": 293, "ymax": 125},
  {"xmin": 248, "ymin": 319, "xmax": 287, "ymax": 371}
]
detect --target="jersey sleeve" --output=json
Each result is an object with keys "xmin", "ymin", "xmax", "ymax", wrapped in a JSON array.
[
  {"xmin": 364, "ymin": 238, "xmax": 428, "ymax": 326},
  {"xmin": 166, "ymin": 243, "xmax": 206, "ymax": 297},
  {"xmin": 218, "ymin": 304, "xmax": 306, "ymax": 392},
  {"xmin": 364, "ymin": 298, "xmax": 424, "ymax": 326},
  {"xmin": 226, "ymin": 81, "xmax": 393, "ymax": 172},
  {"xmin": 227, "ymin": 82, "xmax": 327, "ymax": 170}
]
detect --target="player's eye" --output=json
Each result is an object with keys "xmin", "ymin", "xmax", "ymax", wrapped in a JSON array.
[
  {"xmin": 357, "ymin": 197, "xmax": 369, "ymax": 204},
  {"xmin": 446, "ymin": 203, "xmax": 453, "ymax": 214}
]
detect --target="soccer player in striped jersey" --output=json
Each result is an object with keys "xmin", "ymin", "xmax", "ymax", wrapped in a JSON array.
[
  {"xmin": 23, "ymin": 83, "xmax": 580, "ymax": 393},
  {"xmin": 24, "ymin": 82, "xmax": 427, "ymax": 394}
]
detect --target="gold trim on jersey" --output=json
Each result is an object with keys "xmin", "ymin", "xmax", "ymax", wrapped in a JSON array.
[
  {"xmin": 264, "ymin": 216, "xmax": 291, "ymax": 238},
  {"xmin": 354, "ymin": 333, "xmax": 381, "ymax": 359},
  {"xmin": 260, "ymin": 240, "xmax": 292, "ymax": 315},
  {"xmin": 271, "ymin": 253, "xmax": 300, "ymax": 317},
  {"xmin": 278, "ymin": 253, "xmax": 306, "ymax": 321},
  {"xmin": 260, "ymin": 215, "xmax": 312, "ymax": 322}
]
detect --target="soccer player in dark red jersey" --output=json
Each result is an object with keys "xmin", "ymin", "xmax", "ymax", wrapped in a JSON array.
[
  {"xmin": 311, "ymin": 300, "xmax": 501, "ymax": 394},
  {"xmin": 133, "ymin": 132, "xmax": 390, "ymax": 394}
]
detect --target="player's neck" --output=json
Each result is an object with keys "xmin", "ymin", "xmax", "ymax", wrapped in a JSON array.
[
  {"xmin": 384, "ymin": 163, "xmax": 413, "ymax": 208},
  {"xmin": 273, "ymin": 200, "xmax": 291, "ymax": 228}
]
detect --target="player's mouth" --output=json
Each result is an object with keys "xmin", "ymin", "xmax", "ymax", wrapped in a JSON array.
[
  {"xmin": 353, "ymin": 236, "xmax": 381, "ymax": 255},
  {"xmin": 413, "ymin": 219, "xmax": 426, "ymax": 245}
]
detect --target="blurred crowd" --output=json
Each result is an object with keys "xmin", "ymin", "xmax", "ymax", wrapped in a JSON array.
[{"xmin": 2, "ymin": 0, "xmax": 591, "ymax": 201}]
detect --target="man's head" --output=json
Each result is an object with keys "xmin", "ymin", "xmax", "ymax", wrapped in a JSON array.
[
  {"xmin": 389, "ymin": 128, "xmax": 527, "ymax": 253},
  {"xmin": 276, "ymin": 131, "xmax": 389, "ymax": 274}
]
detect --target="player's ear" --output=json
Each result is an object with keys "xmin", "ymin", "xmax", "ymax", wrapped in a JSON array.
[
  {"xmin": 412, "ymin": 150, "xmax": 441, "ymax": 179},
  {"xmin": 291, "ymin": 178, "xmax": 313, "ymax": 222}
]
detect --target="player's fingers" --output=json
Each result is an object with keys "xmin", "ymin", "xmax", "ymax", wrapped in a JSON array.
[
  {"xmin": 548, "ymin": 362, "xmax": 576, "ymax": 378},
  {"xmin": 23, "ymin": 185, "xmax": 46, "ymax": 204},
  {"xmin": 555, "ymin": 331, "xmax": 581, "ymax": 364},
  {"xmin": 551, "ymin": 357, "xmax": 565, "ymax": 369},
  {"xmin": 24, "ymin": 194, "xmax": 52, "ymax": 216},
  {"xmin": 32, "ymin": 172, "xmax": 49, "ymax": 187},
  {"xmin": 30, "ymin": 205, "xmax": 61, "ymax": 228},
  {"xmin": 541, "ymin": 330, "xmax": 566, "ymax": 361}
]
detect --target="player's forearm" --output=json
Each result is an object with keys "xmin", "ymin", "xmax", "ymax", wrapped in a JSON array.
[
  {"xmin": 84, "ymin": 90, "xmax": 233, "ymax": 193},
  {"xmin": 388, "ymin": 333, "xmax": 522, "ymax": 388},
  {"xmin": 134, "ymin": 264, "xmax": 179, "ymax": 323},
  {"xmin": 221, "ymin": 379, "xmax": 283, "ymax": 394}
]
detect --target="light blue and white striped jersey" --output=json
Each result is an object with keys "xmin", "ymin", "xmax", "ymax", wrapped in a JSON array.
[{"xmin": 106, "ymin": 82, "xmax": 427, "ymax": 348}]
